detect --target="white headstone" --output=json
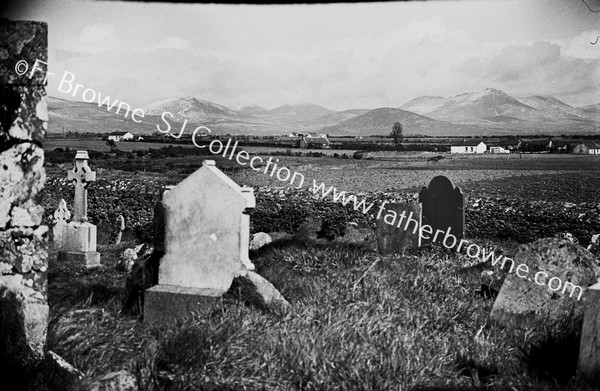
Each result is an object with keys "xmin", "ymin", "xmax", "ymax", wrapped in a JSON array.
[
  {"xmin": 159, "ymin": 160, "xmax": 255, "ymax": 291},
  {"xmin": 145, "ymin": 160, "xmax": 256, "ymax": 324}
]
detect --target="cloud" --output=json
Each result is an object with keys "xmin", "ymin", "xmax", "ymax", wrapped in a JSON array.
[
  {"xmin": 58, "ymin": 23, "xmax": 120, "ymax": 55},
  {"xmin": 146, "ymin": 36, "xmax": 190, "ymax": 52},
  {"xmin": 459, "ymin": 41, "xmax": 600, "ymax": 98}
]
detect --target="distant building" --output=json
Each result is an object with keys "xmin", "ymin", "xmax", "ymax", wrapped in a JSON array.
[
  {"xmin": 489, "ymin": 146, "xmax": 509, "ymax": 154},
  {"xmin": 551, "ymin": 140, "xmax": 570, "ymax": 153},
  {"xmin": 521, "ymin": 139, "xmax": 552, "ymax": 153},
  {"xmin": 498, "ymin": 139, "xmax": 522, "ymax": 151},
  {"xmin": 108, "ymin": 131, "xmax": 134, "ymax": 142},
  {"xmin": 450, "ymin": 140, "xmax": 486, "ymax": 154},
  {"xmin": 572, "ymin": 141, "xmax": 600, "ymax": 155},
  {"xmin": 300, "ymin": 134, "xmax": 330, "ymax": 149}
]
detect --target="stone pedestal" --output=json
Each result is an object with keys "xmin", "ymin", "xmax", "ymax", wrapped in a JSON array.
[
  {"xmin": 144, "ymin": 285, "xmax": 223, "ymax": 326},
  {"xmin": 57, "ymin": 251, "xmax": 101, "ymax": 268},
  {"xmin": 57, "ymin": 222, "xmax": 101, "ymax": 268}
]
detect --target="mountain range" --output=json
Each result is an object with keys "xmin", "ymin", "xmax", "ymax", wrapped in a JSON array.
[{"xmin": 47, "ymin": 88, "xmax": 600, "ymax": 137}]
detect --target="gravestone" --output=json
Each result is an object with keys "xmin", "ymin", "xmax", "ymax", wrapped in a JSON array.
[
  {"xmin": 57, "ymin": 151, "xmax": 101, "ymax": 268},
  {"xmin": 144, "ymin": 160, "xmax": 256, "ymax": 324},
  {"xmin": 376, "ymin": 202, "xmax": 422, "ymax": 254},
  {"xmin": 419, "ymin": 176, "xmax": 464, "ymax": 245},
  {"xmin": 490, "ymin": 238, "xmax": 600, "ymax": 328},
  {"xmin": 52, "ymin": 199, "xmax": 70, "ymax": 245},
  {"xmin": 578, "ymin": 281, "xmax": 600, "ymax": 377},
  {"xmin": 114, "ymin": 215, "xmax": 125, "ymax": 245}
]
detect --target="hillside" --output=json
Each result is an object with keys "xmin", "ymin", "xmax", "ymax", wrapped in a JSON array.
[
  {"xmin": 47, "ymin": 96, "xmax": 158, "ymax": 134},
  {"xmin": 398, "ymin": 96, "xmax": 447, "ymax": 116},
  {"xmin": 307, "ymin": 109, "xmax": 371, "ymax": 127},
  {"xmin": 321, "ymin": 107, "xmax": 453, "ymax": 136},
  {"xmin": 267, "ymin": 104, "xmax": 336, "ymax": 122},
  {"xmin": 47, "ymin": 88, "xmax": 600, "ymax": 136}
]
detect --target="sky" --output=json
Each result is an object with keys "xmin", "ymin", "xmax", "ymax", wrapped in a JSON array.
[{"xmin": 4, "ymin": 0, "xmax": 600, "ymax": 111}]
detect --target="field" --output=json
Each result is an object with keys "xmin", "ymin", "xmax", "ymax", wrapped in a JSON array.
[
  {"xmin": 39, "ymin": 149, "xmax": 600, "ymax": 390},
  {"xmin": 44, "ymin": 138, "xmax": 358, "ymax": 156}
]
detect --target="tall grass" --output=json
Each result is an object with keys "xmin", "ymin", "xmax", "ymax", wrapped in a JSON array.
[{"xmin": 44, "ymin": 238, "xmax": 596, "ymax": 390}]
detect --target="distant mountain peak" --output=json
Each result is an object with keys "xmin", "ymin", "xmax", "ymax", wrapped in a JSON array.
[{"xmin": 142, "ymin": 96, "xmax": 239, "ymax": 122}]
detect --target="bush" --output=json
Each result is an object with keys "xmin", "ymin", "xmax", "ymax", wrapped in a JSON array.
[{"xmin": 353, "ymin": 152, "xmax": 363, "ymax": 160}]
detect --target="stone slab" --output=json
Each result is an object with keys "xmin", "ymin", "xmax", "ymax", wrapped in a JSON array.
[
  {"xmin": 376, "ymin": 202, "xmax": 422, "ymax": 254},
  {"xmin": 490, "ymin": 238, "xmax": 600, "ymax": 328},
  {"xmin": 144, "ymin": 284, "xmax": 224, "ymax": 326},
  {"xmin": 58, "ymin": 251, "xmax": 101, "ymax": 269},
  {"xmin": 578, "ymin": 281, "xmax": 600, "ymax": 376}
]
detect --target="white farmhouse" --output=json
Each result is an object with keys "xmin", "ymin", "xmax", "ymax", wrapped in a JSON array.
[
  {"xmin": 489, "ymin": 146, "xmax": 509, "ymax": 154},
  {"xmin": 450, "ymin": 140, "xmax": 487, "ymax": 154},
  {"xmin": 108, "ymin": 131, "xmax": 134, "ymax": 142}
]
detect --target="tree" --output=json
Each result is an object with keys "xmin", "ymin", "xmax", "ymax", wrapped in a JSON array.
[
  {"xmin": 390, "ymin": 122, "xmax": 403, "ymax": 147},
  {"xmin": 106, "ymin": 139, "xmax": 117, "ymax": 152}
]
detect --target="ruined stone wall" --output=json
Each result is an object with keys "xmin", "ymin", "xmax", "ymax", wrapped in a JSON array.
[{"xmin": 0, "ymin": 18, "xmax": 49, "ymax": 374}]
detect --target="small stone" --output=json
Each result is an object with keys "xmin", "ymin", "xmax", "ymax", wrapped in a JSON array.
[
  {"xmin": 89, "ymin": 370, "xmax": 137, "ymax": 391},
  {"xmin": 227, "ymin": 270, "xmax": 290, "ymax": 311},
  {"xmin": 117, "ymin": 248, "xmax": 137, "ymax": 273},
  {"xmin": 249, "ymin": 232, "xmax": 272, "ymax": 251},
  {"xmin": 0, "ymin": 262, "xmax": 13, "ymax": 274},
  {"xmin": 44, "ymin": 350, "xmax": 84, "ymax": 391}
]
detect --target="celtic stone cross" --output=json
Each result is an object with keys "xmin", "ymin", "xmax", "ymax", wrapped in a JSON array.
[{"xmin": 67, "ymin": 150, "xmax": 96, "ymax": 222}]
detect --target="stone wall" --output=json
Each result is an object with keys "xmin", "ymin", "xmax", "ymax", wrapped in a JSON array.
[{"xmin": 0, "ymin": 18, "xmax": 49, "ymax": 376}]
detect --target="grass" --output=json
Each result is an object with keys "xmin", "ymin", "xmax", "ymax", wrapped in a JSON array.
[{"xmin": 39, "ymin": 235, "xmax": 597, "ymax": 391}]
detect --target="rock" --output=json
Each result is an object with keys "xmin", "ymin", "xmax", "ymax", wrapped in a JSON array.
[
  {"xmin": 476, "ymin": 270, "xmax": 504, "ymax": 299},
  {"xmin": 490, "ymin": 238, "xmax": 600, "ymax": 328},
  {"xmin": 586, "ymin": 233, "xmax": 600, "ymax": 255},
  {"xmin": 44, "ymin": 350, "xmax": 84, "ymax": 391},
  {"xmin": 0, "ymin": 275, "xmax": 48, "ymax": 372},
  {"xmin": 117, "ymin": 244, "xmax": 152, "ymax": 273},
  {"xmin": 249, "ymin": 232, "xmax": 272, "ymax": 251},
  {"xmin": 89, "ymin": 370, "xmax": 137, "ymax": 391},
  {"xmin": 555, "ymin": 232, "xmax": 578, "ymax": 244},
  {"xmin": 227, "ymin": 270, "xmax": 290, "ymax": 311},
  {"xmin": 117, "ymin": 249, "xmax": 137, "ymax": 273},
  {"xmin": 122, "ymin": 250, "xmax": 161, "ymax": 315}
]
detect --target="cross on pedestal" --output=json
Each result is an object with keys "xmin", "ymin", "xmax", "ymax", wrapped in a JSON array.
[{"xmin": 67, "ymin": 150, "xmax": 96, "ymax": 223}]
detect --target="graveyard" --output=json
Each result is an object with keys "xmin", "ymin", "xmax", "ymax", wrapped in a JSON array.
[
  {"xmin": 4, "ymin": 10, "xmax": 600, "ymax": 391},
  {"xmin": 29, "ymin": 148, "xmax": 600, "ymax": 390}
]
